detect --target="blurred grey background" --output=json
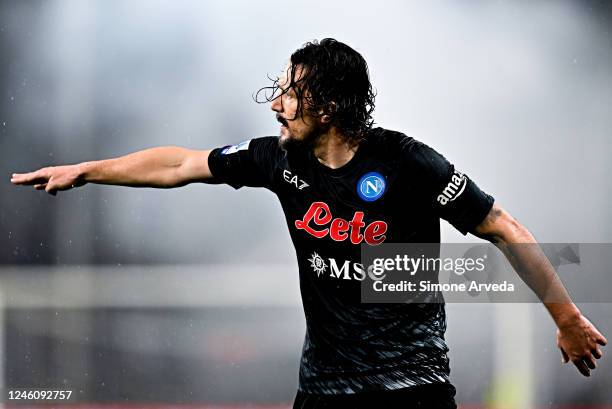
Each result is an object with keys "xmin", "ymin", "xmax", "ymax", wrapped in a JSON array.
[{"xmin": 0, "ymin": 0, "xmax": 611, "ymax": 407}]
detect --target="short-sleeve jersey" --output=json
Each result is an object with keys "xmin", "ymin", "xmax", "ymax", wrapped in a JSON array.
[{"xmin": 207, "ymin": 127, "xmax": 494, "ymax": 394}]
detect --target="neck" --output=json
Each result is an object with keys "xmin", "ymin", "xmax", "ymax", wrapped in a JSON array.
[{"xmin": 312, "ymin": 127, "xmax": 359, "ymax": 169}]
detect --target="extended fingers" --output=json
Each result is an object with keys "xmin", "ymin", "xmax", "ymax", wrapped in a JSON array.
[
  {"xmin": 558, "ymin": 317, "xmax": 607, "ymax": 377},
  {"xmin": 583, "ymin": 355, "xmax": 597, "ymax": 370},
  {"xmin": 592, "ymin": 346, "xmax": 603, "ymax": 359},
  {"xmin": 573, "ymin": 358, "xmax": 591, "ymax": 377},
  {"xmin": 12, "ymin": 169, "xmax": 60, "ymax": 195},
  {"xmin": 11, "ymin": 170, "xmax": 49, "ymax": 185},
  {"xmin": 570, "ymin": 347, "xmax": 603, "ymax": 376},
  {"xmin": 596, "ymin": 334, "xmax": 608, "ymax": 346}
]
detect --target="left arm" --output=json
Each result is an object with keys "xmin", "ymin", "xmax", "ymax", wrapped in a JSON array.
[{"xmin": 472, "ymin": 202, "xmax": 607, "ymax": 377}]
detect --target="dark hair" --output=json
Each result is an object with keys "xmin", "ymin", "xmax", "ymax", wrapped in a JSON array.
[{"xmin": 255, "ymin": 38, "xmax": 376, "ymax": 145}]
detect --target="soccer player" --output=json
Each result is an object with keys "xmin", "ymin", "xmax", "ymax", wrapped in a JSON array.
[{"xmin": 11, "ymin": 38, "xmax": 607, "ymax": 408}]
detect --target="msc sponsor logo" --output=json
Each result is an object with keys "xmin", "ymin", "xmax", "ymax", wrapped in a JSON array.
[
  {"xmin": 357, "ymin": 171, "xmax": 386, "ymax": 202},
  {"xmin": 307, "ymin": 252, "xmax": 369, "ymax": 281},
  {"xmin": 295, "ymin": 201, "xmax": 387, "ymax": 245},
  {"xmin": 308, "ymin": 252, "xmax": 327, "ymax": 277},
  {"xmin": 437, "ymin": 170, "xmax": 467, "ymax": 206}
]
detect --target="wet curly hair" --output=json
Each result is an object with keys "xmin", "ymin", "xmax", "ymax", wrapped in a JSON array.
[{"xmin": 255, "ymin": 38, "xmax": 376, "ymax": 146}]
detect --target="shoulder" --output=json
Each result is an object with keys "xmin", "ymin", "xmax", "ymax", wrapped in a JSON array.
[
  {"xmin": 365, "ymin": 127, "xmax": 445, "ymax": 164},
  {"xmin": 247, "ymin": 136, "xmax": 280, "ymax": 151},
  {"xmin": 365, "ymin": 127, "xmax": 451, "ymax": 180},
  {"xmin": 364, "ymin": 127, "xmax": 411, "ymax": 154},
  {"xmin": 213, "ymin": 136, "xmax": 284, "ymax": 167},
  {"xmin": 237, "ymin": 136, "xmax": 283, "ymax": 161}
]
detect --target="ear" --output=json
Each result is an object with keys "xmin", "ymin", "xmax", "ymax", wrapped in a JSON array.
[{"xmin": 320, "ymin": 102, "xmax": 337, "ymax": 124}]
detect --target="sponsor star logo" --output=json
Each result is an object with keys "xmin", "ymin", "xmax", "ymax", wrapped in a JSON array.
[{"xmin": 308, "ymin": 252, "xmax": 328, "ymax": 277}]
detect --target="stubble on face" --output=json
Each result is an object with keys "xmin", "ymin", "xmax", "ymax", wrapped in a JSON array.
[
  {"xmin": 274, "ymin": 64, "xmax": 324, "ymax": 153},
  {"xmin": 277, "ymin": 115, "xmax": 324, "ymax": 153}
]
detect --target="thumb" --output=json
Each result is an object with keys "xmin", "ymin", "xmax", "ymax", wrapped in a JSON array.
[
  {"xmin": 587, "ymin": 319, "xmax": 607, "ymax": 346},
  {"xmin": 560, "ymin": 347, "xmax": 570, "ymax": 364},
  {"xmin": 594, "ymin": 328, "xmax": 608, "ymax": 346},
  {"xmin": 45, "ymin": 182, "xmax": 57, "ymax": 196}
]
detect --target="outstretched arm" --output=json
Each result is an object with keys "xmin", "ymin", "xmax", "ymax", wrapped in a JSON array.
[
  {"xmin": 11, "ymin": 147, "xmax": 213, "ymax": 195},
  {"xmin": 472, "ymin": 202, "xmax": 607, "ymax": 377}
]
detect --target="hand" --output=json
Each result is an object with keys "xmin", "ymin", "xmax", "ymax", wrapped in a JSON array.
[
  {"xmin": 557, "ymin": 314, "xmax": 607, "ymax": 376},
  {"xmin": 10, "ymin": 165, "xmax": 85, "ymax": 196}
]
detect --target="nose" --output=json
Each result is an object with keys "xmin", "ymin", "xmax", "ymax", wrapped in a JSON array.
[{"xmin": 270, "ymin": 93, "xmax": 283, "ymax": 113}]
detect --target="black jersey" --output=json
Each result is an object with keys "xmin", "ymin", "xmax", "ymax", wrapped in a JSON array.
[{"xmin": 207, "ymin": 127, "xmax": 494, "ymax": 394}]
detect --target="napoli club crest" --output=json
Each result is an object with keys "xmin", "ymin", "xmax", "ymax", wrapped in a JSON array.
[{"xmin": 357, "ymin": 172, "xmax": 386, "ymax": 202}]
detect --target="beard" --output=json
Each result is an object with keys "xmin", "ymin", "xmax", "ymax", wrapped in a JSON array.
[
  {"xmin": 279, "ymin": 132, "xmax": 313, "ymax": 153},
  {"xmin": 277, "ymin": 123, "xmax": 325, "ymax": 154}
]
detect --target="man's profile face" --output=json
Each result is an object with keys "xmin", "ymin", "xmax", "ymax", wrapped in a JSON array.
[{"xmin": 271, "ymin": 63, "xmax": 324, "ymax": 151}]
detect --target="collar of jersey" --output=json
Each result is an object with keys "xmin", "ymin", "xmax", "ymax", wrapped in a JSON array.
[{"xmin": 307, "ymin": 138, "xmax": 367, "ymax": 177}]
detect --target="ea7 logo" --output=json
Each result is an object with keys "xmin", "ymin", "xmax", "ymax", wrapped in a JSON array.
[
  {"xmin": 437, "ymin": 170, "xmax": 467, "ymax": 206},
  {"xmin": 283, "ymin": 169, "xmax": 309, "ymax": 190}
]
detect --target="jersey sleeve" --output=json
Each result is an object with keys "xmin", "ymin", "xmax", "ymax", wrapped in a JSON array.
[
  {"xmin": 402, "ymin": 138, "xmax": 495, "ymax": 235},
  {"xmin": 207, "ymin": 137, "xmax": 279, "ymax": 191}
]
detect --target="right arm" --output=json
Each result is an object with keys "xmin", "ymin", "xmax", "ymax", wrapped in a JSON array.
[{"xmin": 11, "ymin": 146, "xmax": 214, "ymax": 195}]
